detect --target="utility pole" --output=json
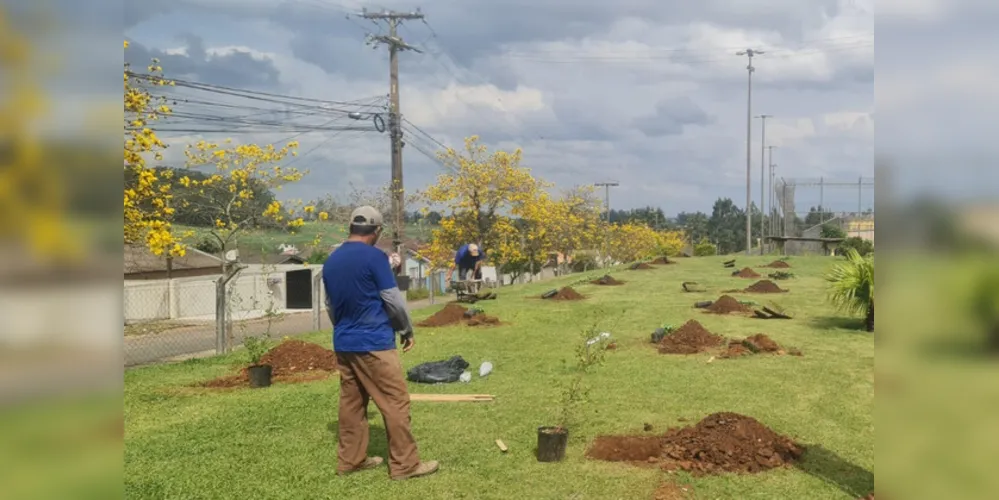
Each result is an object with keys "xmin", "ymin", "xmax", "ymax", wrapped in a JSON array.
[
  {"xmin": 766, "ymin": 145, "xmax": 777, "ymax": 245},
  {"xmin": 755, "ymin": 114, "xmax": 770, "ymax": 254},
  {"xmin": 361, "ymin": 8, "xmax": 424, "ymax": 270},
  {"xmin": 737, "ymin": 49, "xmax": 763, "ymax": 255},
  {"xmin": 594, "ymin": 181, "xmax": 619, "ymax": 268}
]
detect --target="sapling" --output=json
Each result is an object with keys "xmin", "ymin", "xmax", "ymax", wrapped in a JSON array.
[
  {"xmin": 552, "ymin": 326, "xmax": 609, "ymax": 433},
  {"xmin": 244, "ymin": 334, "xmax": 271, "ymax": 366}
]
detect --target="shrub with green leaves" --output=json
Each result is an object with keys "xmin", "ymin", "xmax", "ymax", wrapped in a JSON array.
[
  {"xmin": 244, "ymin": 334, "xmax": 271, "ymax": 365},
  {"xmin": 693, "ymin": 238, "xmax": 717, "ymax": 256}
]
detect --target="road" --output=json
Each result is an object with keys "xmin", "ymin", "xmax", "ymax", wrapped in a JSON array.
[{"xmin": 124, "ymin": 298, "xmax": 436, "ymax": 367}]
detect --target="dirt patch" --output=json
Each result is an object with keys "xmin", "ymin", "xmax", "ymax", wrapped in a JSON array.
[
  {"xmin": 588, "ymin": 412, "xmax": 803, "ymax": 476},
  {"xmin": 720, "ymin": 334, "xmax": 790, "ymax": 358},
  {"xmin": 418, "ymin": 303, "xmax": 469, "ymax": 327},
  {"xmin": 763, "ymin": 260, "xmax": 792, "ymax": 268},
  {"xmin": 650, "ymin": 256, "xmax": 675, "ymax": 265},
  {"xmin": 658, "ymin": 320, "xmax": 725, "ymax": 354},
  {"xmin": 418, "ymin": 303, "xmax": 504, "ymax": 326},
  {"xmin": 591, "ymin": 275, "xmax": 625, "ymax": 286},
  {"xmin": 631, "ymin": 263, "xmax": 655, "ymax": 270},
  {"xmin": 659, "ymin": 412, "xmax": 804, "ymax": 475},
  {"xmin": 586, "ymin": 435, "xmax": 664, "ymax": 462},
  {"xmin": 744, "ymin": 333, "xmax": 780, "ymax": 352},
  {"xmin": 733, "ymin": 267, "xmax": 761, "ymax": 278},
  {"xmin": 720, "ymin": 342, "xmax": 753, "ymax": 358},
  {"xmin": 553, "ymin": 286, "xmax": 585, "ymax": 300},
  {"xmin": 704, "ymin": 295, "xmax": 751, "ymax": 314},
  {"xmin": 653, "ymin": 482, "xmax": 691, "ymax": 500},
  {"xmin": 200, "ymin": 340, "xmax": 338, "ymax": 388}
]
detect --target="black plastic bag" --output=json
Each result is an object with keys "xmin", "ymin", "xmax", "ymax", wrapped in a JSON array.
[
  {"xmin": 406, "ymin": 356, "xmax": 470, "ymax": 384},
  {"xmin": 541, "ymin": 289, "xmax": 558, "ymax": 299},
  {"xmin": 694, "ymin": 301, "xmax": 713, "ymax": 308}
]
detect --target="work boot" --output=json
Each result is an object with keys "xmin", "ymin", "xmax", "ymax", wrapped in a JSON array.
[
  {"xmin": 337, "ymin": 456, "xmax": 384, "ymax": 476},
  {"xmin": 391, "ymin": 460, "xmax": 440, "ymax": 481}
]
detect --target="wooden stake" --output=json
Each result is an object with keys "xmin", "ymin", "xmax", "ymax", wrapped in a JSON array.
[
  {"xmin": 495, "ymin": 439, "xmax": 508, "ymax": 452},
  {"xmin": 409, "ymin": 394, "xmax": 494, "ymax": 402}
]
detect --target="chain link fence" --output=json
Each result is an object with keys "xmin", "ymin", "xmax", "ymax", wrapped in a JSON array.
[{"xmin": 124, "ymin": 262, "xmax": 584, "ymax": 367}]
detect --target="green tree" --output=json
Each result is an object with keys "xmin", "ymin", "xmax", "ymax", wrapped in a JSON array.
[{"xmin": 825, "ymin": 248, "xmax": 875, "ymax": 332}]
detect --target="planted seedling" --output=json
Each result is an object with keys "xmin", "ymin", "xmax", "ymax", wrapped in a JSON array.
[
  {"xmin": 243, "ymin": 334, "xmax": 273, "ymax": 388},
  {"xmin": 539, "ymin": 326, "xmax": 609, "ymax": 463}
]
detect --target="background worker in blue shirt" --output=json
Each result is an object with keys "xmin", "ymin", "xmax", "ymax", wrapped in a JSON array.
[
  {"xmin": 322, "ymin": 206, "xmax": 439, "ymax": 481},
  {"xmin": 445, "ymin": 243, "xmax": 484, "ymax": 283}
]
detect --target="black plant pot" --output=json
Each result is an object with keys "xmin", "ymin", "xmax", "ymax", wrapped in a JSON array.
[
  {"xmin": 537, "ymin": 426, "xmax": 568, "ymax": 462},
  {"xmin": 247, "ymin": 364, "xmax": 272, "ymax": 388},
  {"xmin": 694, "ymin": 301, "xmax": 713, "ymax": 308},
  {"xmin": 396, "ymin": 275, "xmax": 411, "ymax": 291},
  {"xmin": 541, "ymin": 289, "xmax": 558, "ymax": 299}
]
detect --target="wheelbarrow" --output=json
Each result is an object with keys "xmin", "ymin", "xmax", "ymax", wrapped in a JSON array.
[{"xmin": 452, "ymin": 279, "xmax": 496, "ymax": 303}]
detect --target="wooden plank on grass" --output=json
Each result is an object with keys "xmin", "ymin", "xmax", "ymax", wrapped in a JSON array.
[
  {"xmin": 495, "ymin": 439, "xmax": 508, "ymax": 452},
  {"xmin": 409, "ymin": 394, "xmax": 494, "ymax": 402}
]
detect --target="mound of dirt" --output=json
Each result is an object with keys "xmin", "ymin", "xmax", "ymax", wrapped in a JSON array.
[
  {"xmin": 720, "ymin": 334, "xmax": 790, "ymax": 358},
  {"xmin": 418, "ymin": 303, "xmax": 469, "ymax": 327},
  {"xmin": 553, "ymin": 286, "xmax": 585, "ymax": 300},
  {"xmin": 763, "ymin": 260, "xmax": 791, "ymax": 268},
  {"xmin": 650, "ymin": 256, "xmax": 675, "ymax": 265},
  {"xmin": 587, "ymin": 412, "xmax": 803, "ymax": 476},
  {"xmin": 704, "ymin": 295, "xmax": 751, "ymax": 314},
  {"xmin": 733, "ymin": 267, "xmax": 761, "ymax": 278},
  {"xmin": 744, "ymin": 280, "xmax": 787, "ymax": 293},
  {"xmin": 631, "ymin": 263, "xmax": 655, "ymax": 270},
  {"xmin": 591, "ymin": 275, "xmax": 624, "ymax": 286},
  {"xmin": 418, "ymin": 303, "xmax": 504, "ymax": 327},
  {"xmin": 200, "ymin": 340, "xmax": 338, "ymax": 388},
  {"xmin": 658, "ymin": 320, "xmax": 725, "ymax": 354},
  {"xmin": 261, "ymin": 340, "xmax": 338, "ymax": 375},
  {"xmin": 659, "ymin": 412, "xmax": 804, "ymax": 475}
]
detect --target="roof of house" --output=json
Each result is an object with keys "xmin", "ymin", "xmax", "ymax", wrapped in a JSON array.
[{"xmin": 124, "ymin": 244, "xmax": 223, "ymax": 274}]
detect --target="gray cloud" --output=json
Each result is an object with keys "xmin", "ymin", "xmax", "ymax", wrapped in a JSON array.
[
  {"xmin": 633, "ymin": 97, "xmax": 713, "ymax": 137},
  {"xmin": 125, "ymin": 37, "xmax": 282, "ymax": 91}
]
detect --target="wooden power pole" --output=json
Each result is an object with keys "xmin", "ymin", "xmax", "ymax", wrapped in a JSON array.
[{"xmin": 361, "ymin": 8, "xmax": 424, "ymax": 269}]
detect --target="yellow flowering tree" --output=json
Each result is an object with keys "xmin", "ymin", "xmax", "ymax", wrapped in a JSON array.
[
  {"xmin": 607, "ymin": 222, "xmax": 661, "ymax": 263},
  {"xmin": 180, "ymin": 140, "xmax": 307, "ymax": 258},
  {"xmin": 654, "ymin": 230, "xmax": 688, "ymax": 257},
  {"xmin": 123, "ymin": 40, "xmax": 186, "ymax": 256},
  {"xmin": 423, "ymin": 136, "xmax": 548, "ymax": 271},
  {"xmin": 542, "ymin": 186, "xmax": 604, "ymax": 272}
]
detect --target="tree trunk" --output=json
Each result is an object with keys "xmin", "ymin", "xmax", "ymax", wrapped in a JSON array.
[{"xmin": 865, "ymin": 302, "xmax": 874, "ymax": 333}]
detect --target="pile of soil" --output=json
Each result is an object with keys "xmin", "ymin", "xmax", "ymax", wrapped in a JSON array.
[
  {"xmin": 632, "ymin": 263, "xmax": 654, "ymax": 270},
  {"xmin": 591, "ymin": 275, "xmax": 624, "ymax": 286},
  {"xmin": 587, "ymin": 412, "xmax": 803, "ymax": 476},
  {"xmin": 744, "ymin": 280, "xmax": 787, "ymax": 293},
  {"xmin": 418, "ymin": 303, "xmax": 469, "ymax": 327},
  {"xmin": 720, "ymin": 334, "xmax": 792, "ymax": 358},
  {"xmin": 658, "ymin": 320, "xmax": 725, "ymax": 354},
  {"xmin": 553, "ymin": 286, "xmax": 585, "ymax": 300},
  {"xmin": 733, "ymin": 267, "xmax": 761, "ymax": 278},
  {"xmin": 650, "ymin": 256, "xmax": 675, "ymax": 265},
  {"xmin": 200, "ymin": 340, "xmax": 338, "ymax": 388},
  {"xmin": 703, "ymin": 295, "xmax": 751, "ymax": 314},
  {"xmin": 763, "ymin": 260, "xmax": 791, "ymax": 268},
  {"xmin": 417, "ymin": 303, "xmax": 503, "ymax": 327},
  {"xmin": 659, "ymin": 412, "xmax": 804, "ymax": 475}
]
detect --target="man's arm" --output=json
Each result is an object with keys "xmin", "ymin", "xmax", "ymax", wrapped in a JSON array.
[{"xmin": 372, "ymin": 254, "xmax": 415, "ymax": 339}]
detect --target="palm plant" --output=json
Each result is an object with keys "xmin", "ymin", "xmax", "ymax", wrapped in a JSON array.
[{"xmin": 824, "ymin": 248, "xmax": 875, "ymax": 332}]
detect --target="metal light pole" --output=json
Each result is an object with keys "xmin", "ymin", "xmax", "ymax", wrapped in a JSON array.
[
  {"xmin": 594, "ymin": 181, "xmax": 619, "ymax": 268},
  {"xmin": 737, "ymin": 49, "xmax": 763, "ymax": 255},
  {"xmin": 755, "ymin": 114, "xmax": 770, "ymax": 255},
  {"xmin": 766, "ymin": 145, "xmax": 777, "ymax": 250}
]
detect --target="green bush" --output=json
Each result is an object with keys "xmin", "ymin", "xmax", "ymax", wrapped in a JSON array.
[
  {"xmin": 243, "ymin": 335, "xmax": 271, "ymax": 365},
  {"xmin": 194, "ymin": 237, "xmax": 221, "ymax": 255},
  {"xmin": 837, "ymin": 236, "xmax": 873, "ymax": 257},
  {"xmin": 820, "ymin": 223, "xmax": 847, "ymax": 239},
  {"xmin": 406, "ymin": 288, "xmax": 430, "ymax": 301},
  {"xmin": 693, "ymin": 239, "xmax": 717, "ymax": 256}
]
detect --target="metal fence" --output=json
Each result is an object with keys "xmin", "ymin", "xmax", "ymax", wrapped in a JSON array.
[{"xmin": 123, "ymin": 264, "xmax": 576, "ymax": 367}]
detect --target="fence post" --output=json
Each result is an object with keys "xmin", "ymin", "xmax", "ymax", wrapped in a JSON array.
[
  {"xmin": 312, "ymin": 269, "xmax": 322, "ymax": 331},
  {"xmin": 215, "ymin": 276, "xmax": 226, "ymax": 355},
  {"xmin": 429, "ymin": 270, "xmax": 435, "ymax": 305}
]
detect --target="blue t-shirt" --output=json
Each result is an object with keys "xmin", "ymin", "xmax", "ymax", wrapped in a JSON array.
[
  {"xmin": 455, "ymin": 244, "xmax": 483, "ymax": 269},
  {"xmin": 322, "ymin": 242, "xmax": 397, "ymax": 353}
]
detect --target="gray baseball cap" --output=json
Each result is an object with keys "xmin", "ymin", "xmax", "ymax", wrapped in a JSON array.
[{"xmin": 349, "ymin": 206, "xmax": 383, "ymax": 227}]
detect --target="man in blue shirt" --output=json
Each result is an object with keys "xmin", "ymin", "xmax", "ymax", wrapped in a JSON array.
[
  {"xmin": 445, "ymin": 243, "xmax": 483, "ymax": 283},
  {"xmin": 322, "ymin": 206, "xmax": 439, "ymax": 481}
]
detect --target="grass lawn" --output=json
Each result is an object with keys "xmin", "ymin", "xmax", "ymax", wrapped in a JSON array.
[{"xmin": 124, "ymin": 255, "xmax": 874, "ymax": 499}]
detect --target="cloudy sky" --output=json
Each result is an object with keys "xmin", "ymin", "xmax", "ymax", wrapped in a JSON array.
[{"xmin": 124, "ymin": 0, "xmax": 875, "ymax": 216}]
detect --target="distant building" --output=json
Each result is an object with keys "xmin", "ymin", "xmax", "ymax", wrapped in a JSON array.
[{"xmin": 124, "ymin": 245, "xmax": 223, "ymax": 280}]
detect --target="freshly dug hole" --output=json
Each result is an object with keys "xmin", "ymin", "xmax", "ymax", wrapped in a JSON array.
[
  {"xmin": 586, "ymin": 435, "xmax": 663, "ymax": 462},
  {"xmin": 591, "ymin": 275, "xmax": 624, "ymax": 286},
  {"xmin": 744, "ymin": 280, "xmax": 787, "ymax": 293},
  {"xmin": 720, "ymin": 334, "xmax": 799, "ymax": 358}
]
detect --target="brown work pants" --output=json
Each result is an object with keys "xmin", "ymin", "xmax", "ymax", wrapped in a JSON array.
[{"xmin": 335, "ymin": 349, "xmax": 420, "ymax": 477}]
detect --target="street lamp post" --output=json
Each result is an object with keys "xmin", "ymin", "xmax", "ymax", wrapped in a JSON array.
[
  {"xmin": 594, "ymin": 181, "xmax": 619, "ymax": 268},
  {"xmin": 737, "ymin": 49, "xmax": 763, "ymax": 255}
]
